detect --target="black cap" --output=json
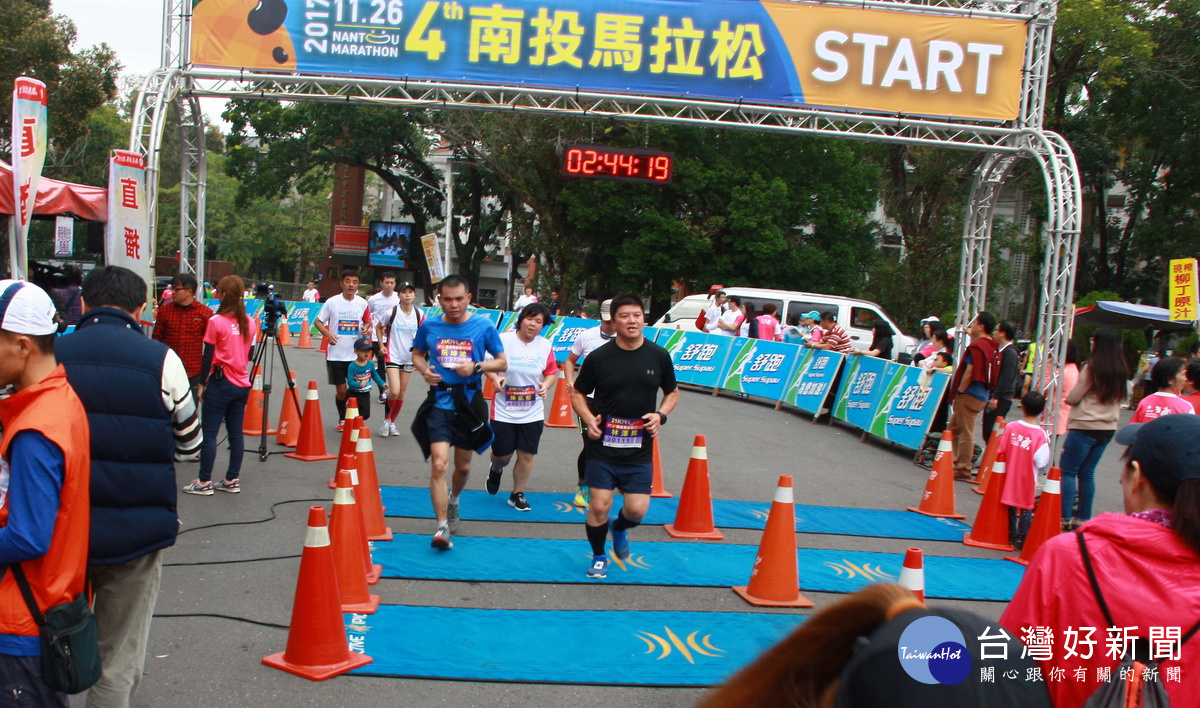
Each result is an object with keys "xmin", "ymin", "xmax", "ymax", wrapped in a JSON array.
[
  {"xmin": 398, "ymin": 282, "xmax": 416, "ymax": 291},
  {"xmin": 1115, "ymin": 414, "xmax": 1200, "ymax": 496}
]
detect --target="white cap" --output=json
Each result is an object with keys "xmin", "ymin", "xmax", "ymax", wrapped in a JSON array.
[
  {"xmin": 0, "ymin": 280, "xmax": 58, "ymax": 336},
  {"xmin": 600, "ymin": 299, "xmax": 613, "ymax": 322}
]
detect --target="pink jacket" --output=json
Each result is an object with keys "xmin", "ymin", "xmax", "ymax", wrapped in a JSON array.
[{"xmin": 1000, "ymin": 513, "xmax": 1200, "ymax": 708}]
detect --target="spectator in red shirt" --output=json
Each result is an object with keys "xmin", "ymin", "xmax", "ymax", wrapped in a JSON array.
[
  {"xmin": 152, "ymin": 273, "xmax": 213, "ymax": 394},
  {"xmin": 806, "ymin": 312, "xmax": 851, "ymax": 353}
]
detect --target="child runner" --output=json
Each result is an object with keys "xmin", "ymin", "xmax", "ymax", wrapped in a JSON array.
[
  {"xmin": 997, "ymin": 392, "xmax": 1050, "ymax": 548},
  {"xmin": 347, "ymin": 337, "xmax": 386, "ymax": 421}
]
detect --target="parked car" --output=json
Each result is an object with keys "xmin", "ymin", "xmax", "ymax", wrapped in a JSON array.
[{"xmin": 654, "ymin": 287, "xmax": 919, "ymax": 356}]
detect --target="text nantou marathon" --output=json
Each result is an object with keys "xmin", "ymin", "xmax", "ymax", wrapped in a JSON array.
[{"xmin": 331, "ymin": 44, "xmax": 401, "ymax": 58}]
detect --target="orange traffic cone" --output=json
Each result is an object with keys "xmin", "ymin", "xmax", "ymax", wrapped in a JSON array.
[
  {"xmin": 262, "ymin": 506, "xmax": 372, "ymax": 680},
  {"xmin": 355, "ymin": 428, "xmax": 393, "ymax": 542},
  {"xmin": 482, "ymin": 376, "xmax": 495, "ymax": 401},
  {"xmin": 545, "ymin": 373, "xmax": 574, "ymax": 428},
  {"xmin": 664, "ymin": 435, "xmax": 724, "ymax": 539},
  {"xmin": 963, "ymin": 453, "xmax": 1015, "ymax": 551},
  {"xmin": 329, "ymin": 419, "xmax": 362, "ymax": 489},
  {"xmin": 335, "ymin": 452, "xmax": 381, "ymax": 585},
  {"xmin": 330, "ymin": 470, "xmax": 380, "ymax": 614},
  {"xmin": 297, "ymin": 324, "xmax": 315, "ymax": 349},
  {"xmin": 897, "ymin": 548, "xmax": 926, "ymax": 604},
  {"xmin": 337, "ymin": 402, "xmax": 360, "ymax": 457},
  {"xmin": 242, "ymin": 366, "xmax": 278, "ymax": 436},
  {"xmin": 277, "ymin": 313, "xmax": 292, "ymax": 346},
  {"xmin": 972, "ymin": 423, "xmax": 1004, "ymax": 494},
  {"xmin": 1006, "ymin": 467, "xmax": 1062, "ymax": 565},
  {"xmin": 650, "ymin": 435, "xmax": 672, "ymax": 498},
  {"xmin": 906, "ymin": 431, "xmax": 966, "ymax": 519},
  {"xmin": 276, "ymin": 372, "xmax": 302, "ymax": 447},
  {"xmin": 284, "ymin": 382, "xmax": 337, "ymax": 462},
  {"xmin": 733, "ymin": 475, "xmax": 813, "ymax": 607},
  {"xmin": 318, "ymin": 333, "xmax": 328, "ymax": 354}
]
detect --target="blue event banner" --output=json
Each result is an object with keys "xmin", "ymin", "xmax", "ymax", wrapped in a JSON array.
[
  {"xmin": 286, "ymin": 302, "xmax": 322, "ymax": 332},
  {"xmin": 546, "ymin": 316, "xmax": 599, "ymax": 361},
  {"xmin": 659, "ymin": 329, "xmax": 732, "ymax": 388},
  {"xmin": 781, "ymin": 348, "xmax": 844, "ymax": 414},
  {"xmin": 868, "ymin": 366, "xmax": 951, "ymax": 450},
  {"xmin": 832, "ymin": 355, "xmax": 895, "ymax": 430},
  {"xmin": 719, "ymin": 337, "xmax": 800, "ymax": 401}
]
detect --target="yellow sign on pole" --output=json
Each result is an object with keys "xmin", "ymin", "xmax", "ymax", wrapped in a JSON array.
[{"xmin": 1169, "ymin": 258, "xmax": 1199, "ymax": 321}]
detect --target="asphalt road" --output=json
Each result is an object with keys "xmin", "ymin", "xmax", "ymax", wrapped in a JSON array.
[{"xmin": 71, "ymin": 340, "xmax": 1130, "ymax": 708}]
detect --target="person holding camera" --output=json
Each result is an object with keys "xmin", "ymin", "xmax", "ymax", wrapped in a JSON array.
[{"xmin": 184, "ymin": 275, "xmax": 258, "ymax": 496}]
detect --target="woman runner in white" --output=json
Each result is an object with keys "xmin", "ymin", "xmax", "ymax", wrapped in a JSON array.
[
  {"xmin": 484, "ymin": 303, "xmax": 558, "ymax": 511},
  {"xmin": 379, "ymin": 282, "xmax": 423, "ymax": 437}
]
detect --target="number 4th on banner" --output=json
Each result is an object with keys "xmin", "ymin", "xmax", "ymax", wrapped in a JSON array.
[{"xmin": 407, "ymin": 2, "xmax": 447, "ymax": 59}]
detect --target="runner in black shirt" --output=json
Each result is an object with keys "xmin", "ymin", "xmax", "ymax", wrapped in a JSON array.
[{"xmin": 571, "ymin": 294, "xmax": 678, "ymax": 579}]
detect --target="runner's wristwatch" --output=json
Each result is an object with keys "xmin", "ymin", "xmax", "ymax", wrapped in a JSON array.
[
  {"xmin": 655, "ymin": 410, "xmax": 668, "ymax": 425},
  {"xmin": 474, "ymin": 362, "xmax": 482, "ymax": 374}
]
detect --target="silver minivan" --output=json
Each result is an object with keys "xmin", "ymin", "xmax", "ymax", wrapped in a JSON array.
[{"xmin": 654, "ymin": 287, "xmax": 919, "ymax": 356}]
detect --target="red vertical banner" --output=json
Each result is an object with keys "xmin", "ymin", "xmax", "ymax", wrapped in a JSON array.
[{"xmin": 10, "ymin": 77, "xmax": 48, "ymax": 280}]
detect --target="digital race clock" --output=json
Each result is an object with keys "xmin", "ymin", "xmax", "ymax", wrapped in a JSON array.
[{"xmin": 560, "ymin": 144, "xmax": 674, "ymax": 184}]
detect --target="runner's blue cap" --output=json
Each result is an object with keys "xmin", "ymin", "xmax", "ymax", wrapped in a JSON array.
[{"xmin": 353, "ymin": 336, "xmax": 372, "ymax": 351}]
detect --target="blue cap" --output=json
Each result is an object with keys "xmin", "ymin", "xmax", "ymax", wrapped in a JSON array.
[{"xmin": 353, "ymin": 336, "xmax": 373, "ymax": 351}]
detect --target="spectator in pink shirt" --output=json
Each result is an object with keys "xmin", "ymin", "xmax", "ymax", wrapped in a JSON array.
[
  {"xmin": 754, "ymin": 303, "xmax": 781, "ymax": 341},
  {"xmin": 1131, "ymin": 356, "xmax": 1195, "ymax": 423}
]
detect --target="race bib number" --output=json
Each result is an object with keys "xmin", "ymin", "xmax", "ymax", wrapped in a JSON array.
[
  {"xmin": 503, "ymin": 385, "xmax": 537, "ymax": 410},
  {"xmin": 603, "ymin": 416, "xmax": 645, "ymax": 449},
  {"xmin": 337, "ymin": 318, "xmax": 359, "ymax": 336},
  {"xmin": 436, "ymin": 338, "xmax": 474, "ymax": 369}
]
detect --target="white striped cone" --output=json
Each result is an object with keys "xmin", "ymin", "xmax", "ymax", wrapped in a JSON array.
[{"xmin": 898, "ymin": 547, "xmax": 925, "ymax": 604}]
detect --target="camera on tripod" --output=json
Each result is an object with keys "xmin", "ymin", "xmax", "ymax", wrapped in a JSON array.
[{"xmin": 255, "ymin": 283, "xmax": 288, "ymax": 335}]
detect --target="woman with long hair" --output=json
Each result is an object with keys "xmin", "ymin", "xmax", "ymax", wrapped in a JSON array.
[
  {"xmin": 1003, "ymin": 414, "xmax": 1200, "ymax": 708},
  {"xmin": 184, "ymin": 275, "xmax": 259, "ymax": 495},
  {"xmin": 1057, "ymin": 327, "xmax": 1127, "ymax": 529},
  {"xmin": 852, "ymin": 320, "xmax": 894, "ymax": 360}
]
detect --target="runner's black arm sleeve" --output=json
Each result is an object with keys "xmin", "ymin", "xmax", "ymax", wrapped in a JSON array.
[{"xmin": 198, "ymin": 343, "xmax": 215, "ymax": 386}]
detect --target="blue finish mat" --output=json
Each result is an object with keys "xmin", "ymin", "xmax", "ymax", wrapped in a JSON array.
[
  {"xmin": 371, "ymin": 534, "xmax": 1022, "ymax": 601},
  {"xmin": 347, "ymin": 605, "xmax": 805, "ymax": 686},
  {"xmin": 379, "ymin": 486, "xmax": 971, "ymax": 542}
]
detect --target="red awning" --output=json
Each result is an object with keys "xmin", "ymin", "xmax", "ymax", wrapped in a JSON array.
[{"xmin": 0, "ymin": 160, "xmax": 107, "ymax": 222}]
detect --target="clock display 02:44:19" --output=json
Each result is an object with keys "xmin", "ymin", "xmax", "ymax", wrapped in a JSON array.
[{"xmin": 561, "ymin": 145, "xmax": 674, "ymax": 184}]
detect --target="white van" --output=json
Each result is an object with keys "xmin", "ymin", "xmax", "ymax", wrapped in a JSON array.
[{"xmin": 654, "ymin": 287, "xmax": 919, "ymax": 357}]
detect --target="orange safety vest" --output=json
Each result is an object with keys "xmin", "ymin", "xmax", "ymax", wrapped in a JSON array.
[{"xmin": 0, "ymin": 365, "xmax": 90, "ymax": 641}]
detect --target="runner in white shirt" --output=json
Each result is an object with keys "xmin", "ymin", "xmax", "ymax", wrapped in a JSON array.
[
  {"xmin": 513, "ymin": 284, "xmax": 538, "ymax": 310},
  {"xmin": 378, "ymin": 282, "xmax": 423, "ymax": 437},
  {"xmin": 314, "ymin": 269, "xmax": 371, "ymax": 429},
  {"xmin": 366, "ymin": 272, "xmax": 400, "ymax": 403},
  {"xmin": 716, "ymin": 296, "xmax": 744, "ymax": 337},
  {"xmin": 302, "ymin": 281, "xmax": 320, "ymax": 303},
  {"xmin": 562, "ymin": 299, "xmax": 616, "ymax": 508},
  {"xmin": 484, "ymin": 303, "xmax": 558, "ymax": 511}
]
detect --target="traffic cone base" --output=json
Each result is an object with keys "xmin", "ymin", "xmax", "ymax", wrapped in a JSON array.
[
  {"xmin": 732, "ymin": 585, "xmax": 814, "ymax": 608},
  {"xmin": 666, "ymin": 435, "xmax": 724, "ymax": 539},
  {"xmin": 262, "ymin": 649, "xmax": 372, "ymax": 682},
  {"xmin": 907, "ymin": 431, "xmax": 966, "ymax": 519}
]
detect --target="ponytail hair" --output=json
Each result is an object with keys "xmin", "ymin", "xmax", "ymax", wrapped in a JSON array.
[{"xmin": 216, "ymin": 275, "xmax": 251, "ymax": 341}]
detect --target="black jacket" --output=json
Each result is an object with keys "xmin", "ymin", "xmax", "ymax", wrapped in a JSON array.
[
  {"xmin": 992, "ymin": 343, "xmax": 1022, "ymax": 402},
  {"xmin": 410, "ymin": 383, "xmax": 493, "ymax": 459},
  {"xmin": 56, "ymin": 307, "xmax": 180, "ymax": 566}
]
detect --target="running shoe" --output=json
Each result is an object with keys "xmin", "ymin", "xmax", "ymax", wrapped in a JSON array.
[
  {"xmin": 378, "ymin": 421, "xmax": 391, "ymax": 437},
  {"xmin": 388, "ymin": 421, "xmax": 399, "ymax": 437},
  {"xmin": 586, "ymin": 555, "xmax": 609, "ymax": 579},
  {"xmin": 335, "ymin": 420, "xmax": 345, "ymax": 432},
  {"xmin": 447, "ymin": 497, "xmax": 461, "ymax": 533},
  {"xmin": 431, "ymin": 526, "xmax": 453, "ymax": 550},
  {"xmin": 486, "ymin": 466, "xmax": 502, "ymax": 495},
  {"xmin": 508, "ymin": 492, "xmax": 531, "ymax": 512},
  {"xmin": 378, "ymin": 390, "xmax": 388, "ymax": 404},
  {"xmin": 573, "ymin": 485, "xmax": 590, "ymax": 509},
  {"xmin": 214, "ymin": 478, "xmax": 241, "ymax": 493},
  {"xmin": 610, "ymin": 519, "xmax": 630, "ymax": 561},
  {"xmin": 182, "ymin": 480, "xmax": 214, "ymax": 496}
]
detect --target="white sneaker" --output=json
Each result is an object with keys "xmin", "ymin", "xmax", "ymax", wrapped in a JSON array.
[
  {"xmin": 388, "ymin": 421, "xmax": 399, "ymax": 437},
  {"xmin": 379, "ymin": 421, "xmax": 391, "ymax": 437}
]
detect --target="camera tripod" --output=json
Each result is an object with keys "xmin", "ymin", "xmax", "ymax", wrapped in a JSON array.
[{"xmin": 250, "ymin": 320, "xmax": 304, "ymax": 461}]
